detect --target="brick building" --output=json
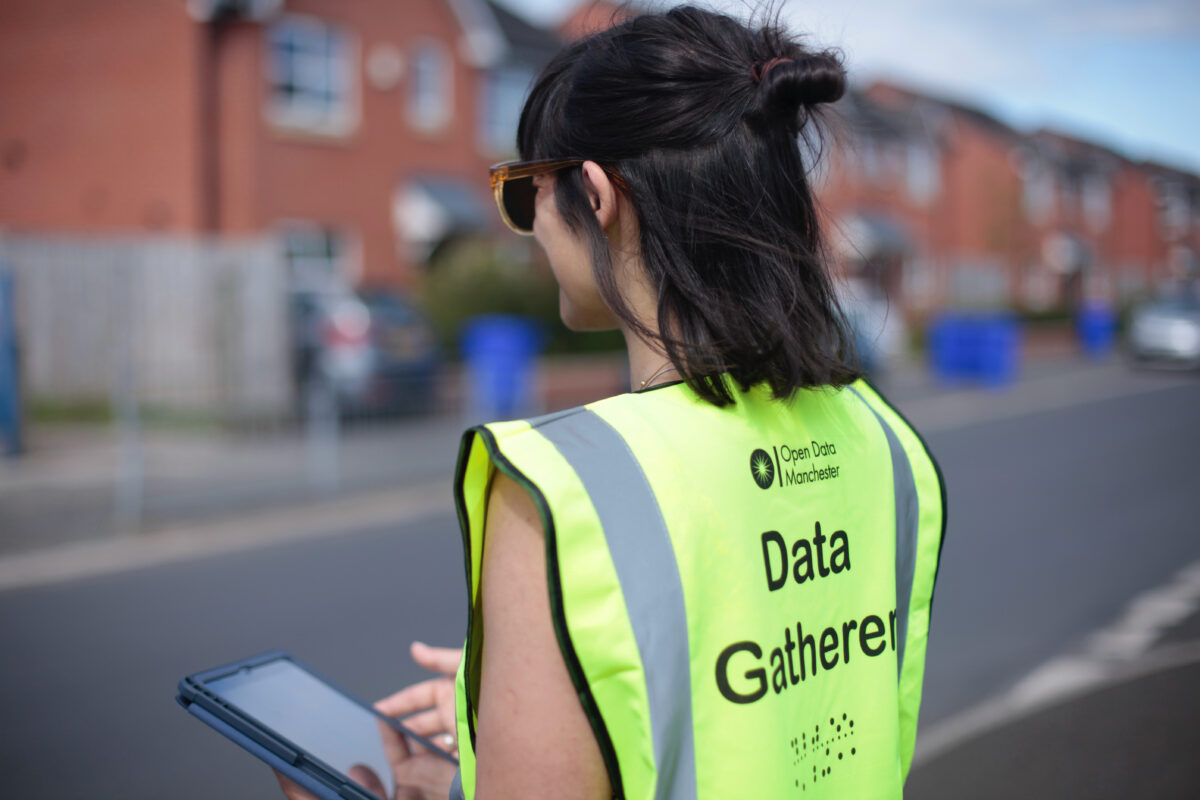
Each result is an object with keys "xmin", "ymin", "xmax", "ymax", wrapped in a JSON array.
[
  {"xmin": 3, "ymin": 0, "xmax": 1196, "ymax": 331},
  {"xmin": 0, "ymin": 0, "xmax": 559, "ymax": 291},
  {"xmin": 820, "ymin": 81, "xmax": 1200, "ymax": 318},
  {"xmin": 557, "ymin": 7, "xmax": 1200, "ymax": 318}
]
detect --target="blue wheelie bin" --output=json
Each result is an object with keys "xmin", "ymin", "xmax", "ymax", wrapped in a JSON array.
[
  {"xmin": 460, "ymin": 315, "xmax": 544, "ymax": 423},
  {"xmin": 1077, "ymin": 302, "xmax": 1117, "ymax": 360},
  {"xmin": 0, "ymin": 267, "xmax": 21, "ymax": 457}
]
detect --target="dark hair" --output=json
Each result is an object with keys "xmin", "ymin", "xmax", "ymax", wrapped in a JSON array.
[{"xmin": 518, "ymin": 5, "xmax": 860, "ymax": 405}]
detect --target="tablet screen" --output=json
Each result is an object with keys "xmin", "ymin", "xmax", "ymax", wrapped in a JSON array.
[{"xmin": 206, "ymin": 658, "xmax": 396, "ymax": 798}]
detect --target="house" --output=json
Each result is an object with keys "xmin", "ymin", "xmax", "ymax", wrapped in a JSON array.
[
  {"xmin": 543, "ymin": 3, "xmax": 1200, "ymax": 318},
  {"xmin": 823, "ymin": 81, "xmax": 1200, "ymax": 316},
  {"xmin": 0, "ymin": 0, "xmax": 561, "ymax": 414},
  {"xmin": 0, "ymin": 0, "xmax": 560, "ymax": 291}
]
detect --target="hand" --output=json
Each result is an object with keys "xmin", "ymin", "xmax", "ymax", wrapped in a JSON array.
[
  {"xmin": 273, "ymin": 643, "xmax": 462, "ymax": 800},
  {"xmin": 275, "ymin": 742, "xmax": 456, "ymax": 800},
  {"xmin": 375, "ymin": 642, "xmax": 461, "ymax": 757},
  {"xmin": 274, "ymin": 697, "xmax": 457, "ymax": 800}
]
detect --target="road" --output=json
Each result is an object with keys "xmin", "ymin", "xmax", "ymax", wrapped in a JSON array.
[
  {"xmin": 0, "ymin": 366, "xmax": 1197, "ymax": 798},
  {"xmin": 915, "ymin": 375, "xmax": 1200, "ymax": 725}
]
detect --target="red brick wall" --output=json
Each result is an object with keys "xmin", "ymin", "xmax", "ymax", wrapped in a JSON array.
[
  {"xmin": 0, "ymin": 0, "xmax": 204, "ymax": 233},
  {"xmin": 1, "ymin": 0, "xmax": 497, "ymax": 289},
  {"xmin": 239, "ymin": 0, "xmax": 495, "ymax": 288}
]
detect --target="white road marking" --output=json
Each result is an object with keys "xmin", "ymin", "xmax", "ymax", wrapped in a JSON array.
[
  {"xmin": 0, "ymin": 480, "xmax": 454, "ymax": 592},
  {"xmin": 914, "ymin": 557, "xmax": 1200, "ymax": 765}
]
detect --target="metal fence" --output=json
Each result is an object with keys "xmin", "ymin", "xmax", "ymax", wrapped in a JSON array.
[
  {"xmin": 0, "ymin": 233, "xmax": 626, "ymax": 549},
  {"xmin": 2, "ymin": 234, "xmax": 290, "ymax": 421},
  {"xmin": 0, "ymin": 233, "xmax": 368, "ymax": 541}
]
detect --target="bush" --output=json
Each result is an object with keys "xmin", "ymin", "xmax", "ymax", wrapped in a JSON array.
[{"xmin": 417, "ymin": 237, "xmax": 624, "ymax": 358}]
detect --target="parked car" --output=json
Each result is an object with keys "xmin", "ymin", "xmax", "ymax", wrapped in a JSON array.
[
  {"xmin": 291, "ymin": 286, "xmax": 438, "ymax": 418},
  {"xmin": 1127, "ymin": 285, "xmax": 1200, "ymax": 369},
  {"xmin": 354, "ymin": 289, "xmax": 439, "ymax": 415}
]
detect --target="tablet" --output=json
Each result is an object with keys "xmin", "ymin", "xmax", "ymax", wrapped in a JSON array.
[{"xmin": 177, "ymin": 651, "xmax": 457, "ymax": 800}]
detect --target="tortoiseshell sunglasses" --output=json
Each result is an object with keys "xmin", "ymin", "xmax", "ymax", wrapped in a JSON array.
[{"xmin": 488, "ymin": 159, "xmax": 627, "ymax": 235}]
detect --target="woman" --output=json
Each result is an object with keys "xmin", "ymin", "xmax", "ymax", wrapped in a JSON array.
[{"xmin": 281, "ymin": 6, "xmax": 944, "ymax": 799}]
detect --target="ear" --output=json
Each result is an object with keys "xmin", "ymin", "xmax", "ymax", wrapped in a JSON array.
[{"xmin": 580, "ymin": 161, "xmax": 620, "ymax": 231}]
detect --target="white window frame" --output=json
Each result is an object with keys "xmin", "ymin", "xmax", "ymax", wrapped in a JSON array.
[
  {"xmin": 1155, "ymin": 179, "xmax": 1189, "ymax": 237},
  {"xmin": 408, "ymin": 38, "xmax": 453, "ymax": 133},
  {"xmin": 480, "ymin": 65, "xmax": 534, "ymax": 155},
  {"xmin": 265, "ymin": 15, "xmax": 360, "ymax": 138},
  {"xmin": 1082, "ymin": 173, "xmax": 1111, "ymax": 232},
  {"xmin": 279, "ymin": 221, "xmax": 360, "ymax": 290},
  {"xmin": 1021, "ymin": 160, "xmax": 1055, "ymax": 224},
  {"xmin": 904, "ymin": 142, "xmax": 940, "ymax": 205}
]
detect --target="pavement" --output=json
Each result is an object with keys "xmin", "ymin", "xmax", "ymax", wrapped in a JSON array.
[{"xmin": 2, "ymin": 348, "xmax": 1199, "ymax": 796}]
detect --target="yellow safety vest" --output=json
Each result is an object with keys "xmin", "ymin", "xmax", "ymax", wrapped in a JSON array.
[{"xmin": 451, "ymin": 378, "xmax": 945, "ymax": 799}]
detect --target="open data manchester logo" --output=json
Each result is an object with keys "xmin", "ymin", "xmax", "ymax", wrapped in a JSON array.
[{"xmin": 750, "ymin": 448, "xmax": 775, "ymax": 489}]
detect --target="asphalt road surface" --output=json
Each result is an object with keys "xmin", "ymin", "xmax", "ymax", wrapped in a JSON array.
[{"xmin": 1, "ymin": 374, "xmax": 1197, "ymax": 798}]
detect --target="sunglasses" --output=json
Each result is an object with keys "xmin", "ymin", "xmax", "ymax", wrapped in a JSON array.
[{"xmin": 488, "ymin": 159, "xmax": 627, "ymax": 236}]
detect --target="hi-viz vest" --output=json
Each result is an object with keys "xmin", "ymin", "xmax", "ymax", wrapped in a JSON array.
[{"xmin": 450, "ymin": 377, "xmax": 945, "ymax": 800}]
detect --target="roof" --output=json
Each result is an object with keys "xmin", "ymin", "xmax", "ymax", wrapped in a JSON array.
[
  {"xmin": 864, "ymin": 80, "xmax": 1021, "ymax": 142},
  {"xmin": 1025, "ymin": 128, "xmax": 1129, "ymax": 174},
  {"xmin": 836, "ymin": 86, "xmax": 932, "ymax": 144},
  {"xmin": 446, "ymin": 0, "xmax": 562, "ymax": 68},
  {"xmin": 485, "ymin": 0, "xmax": 561, "ymax": 61},
  {"xmin": 1137, "ymin": 159, "xmax": 1200, "ymax": 185}
]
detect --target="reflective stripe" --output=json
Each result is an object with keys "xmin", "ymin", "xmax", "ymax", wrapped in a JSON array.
[
  {"xmin": 849, "ymin": 387, "xmax": 919, "ymax": 677},
  {"xmin": 537, "ymin": 409, "xmax": 698, "ymax": 800},
  {"xmin": 449, "ymin": 769, "xmax": 464, "ymax": 800}
]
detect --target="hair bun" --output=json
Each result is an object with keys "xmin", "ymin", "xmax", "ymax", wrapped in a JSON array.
[{"xmin": 757, "ymin": 53, "xmax": 846, "ymax": 125}]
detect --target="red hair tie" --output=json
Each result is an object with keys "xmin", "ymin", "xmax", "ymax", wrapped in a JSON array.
[{"xmin": 752, "ymin": 57, "xmax": 791, "ymax": 83}]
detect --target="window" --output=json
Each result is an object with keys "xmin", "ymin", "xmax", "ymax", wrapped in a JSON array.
[
  {"xmin": 859, "ymin": 138, "xmax": 883, "ymax": 185},
  {"xmin": 267, "ymin": 16, "xmax": 357, "ymax": 136},
  {"xmin": 905, "ymin": 143, "xmax": 939, "ymax": 205},
  {"xmin": 1021, "ymin": 160, "xmax": 1055, "ymax": 224},
  {"xmin": 480, "ymin": 65, "xmax": 534, "ymax": 155},
  {"xmin": 1082, "ymin": 173, "xmax": 1111, "ymax": 232},
  {"xmin": 281, "ymin": 223, "xmax": 349, "ymax": 290},
  {"xmin": 1155, "ymin": 179, "xmax": 1189, "ymax": 237},
  {"xmin": 409, "ymin": 40, "xmax": 453, "ymax": 132}
]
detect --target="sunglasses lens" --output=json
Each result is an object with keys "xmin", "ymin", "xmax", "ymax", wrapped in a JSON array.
[{"xmin": 501, "ymin": 176, "xmax": 536, "ymax": 233}]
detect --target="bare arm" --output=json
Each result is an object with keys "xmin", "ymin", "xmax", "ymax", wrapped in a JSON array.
[{"xmin": 474, "ymin": 471, "xmax": 612, "ymax": 800}]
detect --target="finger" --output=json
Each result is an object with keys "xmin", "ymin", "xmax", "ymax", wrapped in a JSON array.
[
  {"xmin": 374, "ymin": 716, "xmax": 417, "ymax": 793},
  {"xmin": 346, "ymin": 764, "xmax": 388, "ymax": 799},
  {"xmin": 410, "ymin": 642, "xmax": 462, "ymax": 676},
  {"xmin": 374, "ymin": 679, "xmax": 444, "ymax": 717},
  {"xmin": 274, "ymin": 770, "xmax": 322, "ymax": 800},
  {"xmin": 395, "ymin": 707, "xmax": 444, "ymax": 737},
  {"xmin": 406, "ymin": 724, "xmax": 457, "ymax": 758},
  {"xmin": 434, "ymin": 681, "xmax": 457, "ymax": 738}
]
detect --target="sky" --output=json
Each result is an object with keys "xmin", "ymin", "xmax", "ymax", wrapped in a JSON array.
[{"xmin": 494, "ymin": 0, "xmax": 1200, "ymax": 174}]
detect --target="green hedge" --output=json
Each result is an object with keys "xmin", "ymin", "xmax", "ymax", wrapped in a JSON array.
[{"xmin": 417, "ymin": 237, "xmax": 624, "ymax": 359}]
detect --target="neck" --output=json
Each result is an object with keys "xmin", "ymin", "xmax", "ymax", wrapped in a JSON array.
[
  {"xmin": 623, "ymin": 329, "xmax": 675, "ymax": 391},
  {"xmin": 606, "ymin": 212, "xmax": 675, "ymax": 391}
]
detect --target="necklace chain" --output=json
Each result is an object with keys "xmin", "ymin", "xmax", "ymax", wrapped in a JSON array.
[{"xmin": 639, "ymin": 361, "xmax": 677, "ymax": 389}]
